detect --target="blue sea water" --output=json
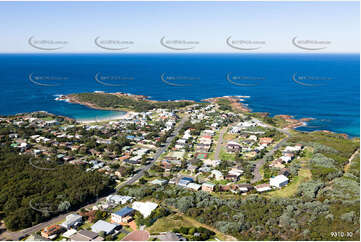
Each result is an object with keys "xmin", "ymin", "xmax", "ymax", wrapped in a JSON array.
[{"xmin": 0, "ymin": 53, "xmax": 359, "ymax": 136}]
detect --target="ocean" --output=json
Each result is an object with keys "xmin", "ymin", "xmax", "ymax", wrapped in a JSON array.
[{"xmin": 0, "ymin": 53, "xmax": 359, "ymax": 137}]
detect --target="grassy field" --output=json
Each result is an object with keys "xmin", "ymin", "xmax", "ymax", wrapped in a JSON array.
[
  {"xmin": 146, "ymin": 214, "xmax": 191, "ymax": 234},
  {"xmin": 223, "ymin": 133, "xmax": 238, "ymax": 142},
  {"xmin": 180, "ymin": 214, "xmax": 237, "ymax": 241},
  {"xmin": 219, "ymin": 148, "xmax": 236, "ymax": 161},
  {"xmin": 147, "ymin": 208, "xmax": 236, "ymax": 241},
  {"xmin": 265, "ymin": 158, "xmax": 312, "ymax": 198}
]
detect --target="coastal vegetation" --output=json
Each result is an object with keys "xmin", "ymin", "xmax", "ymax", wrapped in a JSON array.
[
  {"xmin": 118, "ymin": 183, "xmax": 359, "ymax": 241},
  {"xmin": 68, "ymin": 93, "xmax": 198, "ymax": 112},
  {"xmin": 0, "ymin": 148, "xmax": 114, "ymax": 231}
]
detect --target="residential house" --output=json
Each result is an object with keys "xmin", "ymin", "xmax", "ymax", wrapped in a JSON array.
[
  {"xmin": 199, "ymin": 166, "xmax": 211, "ymax": 173},
  {"xmin": 237, "ymin": 184, "xmax": 254, "ymax": 193},
  {"xmin": 255, "ymin": 183, "xmax": 272, "ymax": 193},
  {"xmin": 203, "ymin": 130, "xmax": 215, "ymax": 136},
  {"xmin": 161, "ymin": 159, "xmax": 173, "ymax": 169},
  {"xmin": 203, "ymin": 159, "xmax": 220, "ymax": 167},
  {"xmin": 279, "ymin": 168, "xmax": 291, "ymax": 177},
  {"xmin": 111, "ymin": 207, "xmax": 135, "ymax": 224},
  {"xmin": 270, "ymin": 175, "xmax": 289, "ymax": 188},
  {"xmin": 280, "ymin": 155, "xmax": 292, "ymax": 163},
  {"xmin": 248, "ymin": 135, "xmax": 258, "ymax": 141},
  {"xmin": 211, "ymin": 170, "xmax": 224, "ymax": 181},
  {"xmin": 269, "ymin": 159, "xmax": 285, "ymax": 169},
  {"xmin": 196, "ymin": 143, "xmax": 210, "ymax": 152},
  {"xmin": 178, "ymin": 177, "xmax": 193, "ymax": 187},
  {"xmin": 259, "ymin": 137, "xmax": 273, "ymax": 146},
  {"xmin": 226, "ymin": 141, "xmax": 242, "ymax": 153},
  {"xmin": 284, "ymin": 145, "xmax": 302, "ymax": 153},
  {"xmin": 41, "ymin": 225, "xmax": 64, "ymax": 239},
  {"xmin": 187, "ymin": 182, "xmax": 201, "ymax": 191},
  {"xmin": 91, "ymin": 220, "xmax": 117, "ymax": 235},
  {"xmin": 62, "ymin": 229, "xmax": 77, "ymax": 239},
  {"xmin": 202, "ymin": 182, "xmax": 215, "ymax": 192},
  {"xmin": 61, "ymin": 214, "xmax": 83, "ymax": 229},
  {"xmin": 132, "ymin": 201, "xmax": 158, "ymax": 218},
  {"xmin": 187, "ymin": 164, "xmax": 198, "ymax": 173},
  {"xmin": 70, "ymin": 230, "xmax": 104, "ymax": 241},
  {"xmin": 106, "ymin": 195, "xmax": 133, "ymax": 205},
  {"xmin": 151, "ymin": 179, "xmax": 168, "ymax": 186}
]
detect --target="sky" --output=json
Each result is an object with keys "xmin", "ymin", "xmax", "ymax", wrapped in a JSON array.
[{"xmin": 0, "ymin": 1, "xmax": 359, "ymax": 53}]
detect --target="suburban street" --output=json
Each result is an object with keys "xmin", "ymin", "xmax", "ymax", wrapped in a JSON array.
[
  {"xmin": 214, "ymin": 126, "xmax": 228, "ymax": 160},
  {"xmin": 0, "ymin": 115, "xmax": 189, "ymax": 241},
  {"xmin": 116, "ymin": 114, "xmax": 189, "ymax": 190},
  {"xmin": 251, "ymin": 121, "xmax": 291, "ymax": 183}
]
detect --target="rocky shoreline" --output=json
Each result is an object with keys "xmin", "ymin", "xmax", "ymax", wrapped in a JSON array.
[{"xmin": 52, "ymin": 92, "xmax": 353, "ymax": 137}]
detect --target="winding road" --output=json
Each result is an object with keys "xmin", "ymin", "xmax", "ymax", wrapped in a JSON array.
[{"xmin": 251, "ymin": 120, "xmax": 291, "ymax": 183}]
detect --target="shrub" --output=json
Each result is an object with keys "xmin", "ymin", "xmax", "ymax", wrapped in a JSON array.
[
  {"xmin": 297, "ymin": 180, "xmax": 324, "ymax": 199},
  {"xmin": 341, "ymin": 211, "xmax": 356, "ymax": 223}
]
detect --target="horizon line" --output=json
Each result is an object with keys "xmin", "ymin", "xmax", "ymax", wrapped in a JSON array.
[{"xmin": 0, "ymin": 52, "xmax": 359, "ymax": 55}]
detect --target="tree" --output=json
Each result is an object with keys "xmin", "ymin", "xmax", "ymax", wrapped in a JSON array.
[{"xmin": 99, "ymin": 231, "xmax": 106, "ymax": 238}]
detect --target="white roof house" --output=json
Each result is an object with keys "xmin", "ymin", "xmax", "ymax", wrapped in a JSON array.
[
  {"xmin": 280, "ymin": 155, "xmax": 292, "ymax": 163},
  {"xmin": 203, "ymin": 130, "xmax": 215, "ymax": 136},
  {"xmin": 151, "ymin": 179, "xmax": 168, "ymax": 186},
  {"xmin": 227, "ymin": 141, "xmax": 241, "ymax": 146},
  {"xmin": 106, "ymin": 195, "xmax": 133, "ymax": 205},
  {"xmin": 62, "ymin": 229, "xmax": 77, "ymax": 238},
  {"xmin": 187, "ymin": 183, "xmax": 201, "ymax": 191},
  {"xmin": 284, "ymin": 146, "xmax": 302, "ymax": 152},
  {"xmin": 132, "ymin": 201, "xmax": 158, "ymax": 218},
  {"xmin": 61, "ymin": 214, "xmax": 82, "ymax": 229},
  {"xmin": 248, "ymin": 135, "xmax": 258, "ymax": 141},
  {"xmin": 91, "ymin": 220, "xmax": 117, "ymax": 235},
  {"xmin": 270, "ymin": 175, "xmax": 289, "ymax": 188},
  {"xmin": 211, "ymin": 170, "xmax": 224, "ymax": 181},
  {"xmin": 228, "ymin": 168, "xmax": 244, "ymax": 177},
  {"xmin": 203, "ymin": 159, "xmax": 221, "ymax": 167}
]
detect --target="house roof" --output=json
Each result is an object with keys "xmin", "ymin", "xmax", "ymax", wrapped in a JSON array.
[
  {"xmin": 202, "ymin": 182, "xmax": 215, "ymax": 188},
  {"xmin": 63, "ymin": 214, "xmax": 82, "ymax": 226},
  {"xmin": 78, "ymin": 229, "xmax": 99, "ymax": 239},
  {"xmin": 180, "ymin": 177, "xmax": 193, "ymax": 182},
  {"xmin": 227, "ymin": 141, "xmax": 241, "ymax": 146},
  {"xmin": 70, "ymin": 230, "xmax": 100, "ymax": 241},
  {"xmin": 91, "ymin": 220, "xmax": 117, "ymax": 234},
  {"xmin": 122, "ymin": 230, "xmax": 150, "ymax": 241},
  {"xmin": 132, "ymin": 201, "xmax": 158, "ymax": 218},
  {"xmin": 114, "ymin": 206, "xmax": 134, "ymax": 217},
  {"xmin": 187, "ymin": 183, "xmax": 201, "ymax": 190},
  {"xmin": 62, "ymin": 229, "xmax": 77, "ymax": 238},
  {"xmin": 270, "ymin": 175, "xmax": 289, "ymax": 184}
]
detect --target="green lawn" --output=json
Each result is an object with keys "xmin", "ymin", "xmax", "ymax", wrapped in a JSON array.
[
  {"xmin": 265, "ymin": 159, "xmax": 312, "ymax": 198},
  {"xmin": 146, "ymin": 214, "xmax": 190, "ymax": 234},
  {"xmin": 115, "ymin": 232, "xmax": 127, "ymax": 240}
]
